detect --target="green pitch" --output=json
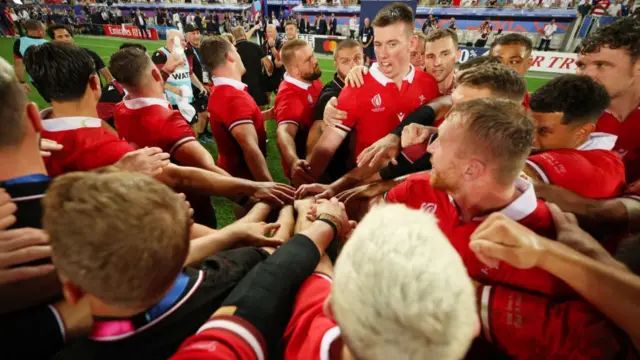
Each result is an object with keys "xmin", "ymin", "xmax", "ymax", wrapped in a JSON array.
[{"xmin": 0, "ymin": 35, "xmax": 552, "ymax": 226}]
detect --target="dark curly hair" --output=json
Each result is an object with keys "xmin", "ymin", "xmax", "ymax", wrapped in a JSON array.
[
  {"xmin": 580, "ymin": 17, "xmax": 640, "ymax": 62},
  {"xmin": 490, "ymin": 33, "xmax": 533, "ymax": 54},
  {"xmin": 530, "ymin": 74, "xmax": 610, "ymax": 125}
]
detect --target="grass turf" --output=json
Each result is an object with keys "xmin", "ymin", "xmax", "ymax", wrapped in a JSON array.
[{"xmin": 0, "ymin": 35, "xmax": 553, "ymax": 226}]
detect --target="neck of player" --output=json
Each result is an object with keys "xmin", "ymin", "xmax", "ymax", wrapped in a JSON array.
[
  {"xmin": 453, "ymin": 183, "xmax": 521, "ymax": 223},
  {"xmin": 439, "ymin": 70, "xmax": 455, "ymax": 95},
  {"xmin": 50, "ymin": 98, "xmax": 100, "ymax": 120},
  {"xmin": 213, "ymin": 65, "xmax": 242, "ymax": 83},
  {"xmin": 609, "ymin": 87, "xmax": 640, "ymax": 122},
  {"xmin": 0, "ymin": 136, "xmax": 47, "ymax": 182}
]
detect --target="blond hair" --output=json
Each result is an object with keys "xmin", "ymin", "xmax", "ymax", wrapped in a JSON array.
[
  {"xmin": 332, "ymin": 204, "xmax": 476, "ymax": 360},
  {"xmin": 43, "ymin": 168, "xmax": 190, "ymax": 308},
  {"xmin": 448, "ymin": 98, "xmax": 534, "ymax": 185}
]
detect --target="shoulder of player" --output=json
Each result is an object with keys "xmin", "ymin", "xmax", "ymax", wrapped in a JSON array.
[{"xmin": 405, "ymin": 171, "xmax": 432, "ymax": 186}]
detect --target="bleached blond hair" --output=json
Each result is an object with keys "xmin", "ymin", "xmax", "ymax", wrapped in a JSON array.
[{"xmin": 331, "ymin": 204, "xmax": 477, "ymax": 360}]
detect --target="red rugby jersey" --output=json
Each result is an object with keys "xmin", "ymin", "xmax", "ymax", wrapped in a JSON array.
[
  {"xmin": 385, "ymin": 173, "xmax": 572, "ymax": 297},
  {"xmin": 171, "ymin": 315, "xmax": 266, "ymax": 360},
  {"xmin": 283, "ymin": 273, "xmax": 341, "ymax": 360},
  {"xmin": 114, "ymin": 96, "xmax": 196, "ymax": 156},
  {"xmin": 596, "ymin": 105, "xmax": 640, "ymax": 183},
  {"xmin": 526, "ymin": 133, "xmax": 626, "ymax": 199},
  {"xmin": 208, "ymin": 77, "xmax": 267, "ymax": 180},
  {"xmin": 274, "ymin": 74, "xmax": 323, "ymax": 178},
  {"xmin": 335, "ymin": 64, "xmax": 439, "ymax": 158},
  {"xmin": 40, "ymin": 109, "xmax": 134, "ymax": 177}
]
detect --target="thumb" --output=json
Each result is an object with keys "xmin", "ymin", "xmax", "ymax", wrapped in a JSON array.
[
  {"xmin": 546, "ymin": 202, "xmax": 568, "ymax": 229},
  {"xmin": 469, "ymin": 239, "xmax": 510, "ymax": 264},
  {"xmin": 262, "ymin": 222, "xmax": 281, "ymax": 234}
]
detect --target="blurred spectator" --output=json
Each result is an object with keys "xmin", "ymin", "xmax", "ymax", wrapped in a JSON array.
[
  {"xmin": 487, "ymin": 0, "xmax": 498, "ymax": 7},
  {"xmin": 475, "ymin": 19, "xmax": 492, "ymax": 47},
  {"xmin": 232, "ymin": 25, "xmax": 270, "ymax": 107},
  {"xmin": 439, "ymin": 0, "xmax": 453, "ymax": 6},
  {"xmin": 592, "ymin": 0, "xmax": 612, "ymax": 15},
  {"xmin": 156, "ymin": 10, "xmax": 166, "ymax": 26},
  {"xmin": 514, "ymin": 0, "xmax": 527, "ymax": 8},
  {"xmin": 349, "ymin": 14, "xmax": 357, "ymax": 38},
  {"xmin": 461, "ymin": 0, "xmax": 479, "ymax": 6},
  {"xmin": 448, "ymin": 17, "xmax": 457, "ymax": 30},
  {"xmin": 526, "ymin": 0, "xmax": 539, "ymax": 8},
  {"xmin": 329, "ymin": 13, "xmax": 337, "ymax": 35},
  {"xmin": 542, "ymin": 0, "xmax": 555, "ymax": 7},
  {"xmin": 560, "ymin": 0, "xmax": 573, "ymax": 8},
  {"xmin": 297, "ymin": 13, "xmax": 308, "ymax": 34},
  {"xmin": 608, "ymin": 0, "xmax": 623, "ymax": 15},
  {"xmin": 195, "ymin": 11, "xmax": 203, "ymax": 31},
  {"xmin": 578, "ymin": 0, "xmax": 592, "ymax": 15},
  {"xmin": 538, "ymin": 18, "xmax": 556, "ymax": 51},
  {"xmin": 133, "ymin": 9, "xmax": 148, "ymax": 39},
  {"xmin": 360, "ymin": 17, "xmax": 373, "ymax": 66},
  {"xmin": 317, "ymin": 13, "xmax": 328, "ymax": 34},
  {"xmin": 172, "ymin": 11, "xmax": 180, "ymax": 27}
]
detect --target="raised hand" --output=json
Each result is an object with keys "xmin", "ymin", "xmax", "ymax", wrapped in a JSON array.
[{"xmin": 344, "ymin": 65, "xmax": 368, "ymax": 88}]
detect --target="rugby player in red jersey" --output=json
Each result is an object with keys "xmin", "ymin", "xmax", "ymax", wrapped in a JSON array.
[
  {"xmin": 306, "ymin": 3, "xmax": 439, "ymax": 182},
  {"xmin": 201, "ymin": 37, "xmax": 273, "ymax": 182},
  {"xmin": 533, "ymin": 17, "xmax": 640, "ymax": 234},
  {"xmin": 525, "ymin": 74, "xmax": 626, "ymax": 199},
  {"xmin": 489, "ymin": 33, "xmax": 534, "ymax": 108},
  {"xmin": 384, "ymin": 99, "xmax": 628, "ymax": 358},
  {"xmin": 274, "ymin": 39, "xmax": 323, "ymax": 186}
]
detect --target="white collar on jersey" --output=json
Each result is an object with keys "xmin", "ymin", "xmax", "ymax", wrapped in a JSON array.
[
  {"xmin": 369, "ymin": 62, "xmax": 416, "ymax": 86},
  {"xmin": 283, "ymin": 73, "xmax": 312, "ymax": 90},
  {"xmin": 576, "ymin": 132, "xmax": 618, "ymax": 151},
  {"xmin": 122, "ymin": 95, "xmax": 171, "ymax": 110},
  {"xmin": 40, "ymin": 108, "xmax": 102, "ymax": 132},
  {"xmin": 450, "ymin": 177, "xmax": 538, "ymax": 222},
  {"xmin": 212, "ymin": 77, "xmax": 247, "ymax": 91}
]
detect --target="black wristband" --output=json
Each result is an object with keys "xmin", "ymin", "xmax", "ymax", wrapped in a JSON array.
[{"xmin": 315, "ymin": 218, "xmax": 338, "ymax": 242}]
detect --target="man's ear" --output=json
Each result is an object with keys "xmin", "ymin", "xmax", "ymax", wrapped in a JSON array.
[
  {"xmin": 577, "ymin": 123, "xmax": 596, "ymax": 143},
  {"xmin": 61, "ymin": 278, "xmax": 86, "ymax": 306},
  {"xmin": 89, "ymin": 74, "xmax": 102, "ymax": 100},
  {"xmin": 465, "ymin": 159, "xmax": 486, "ymax": 182},
  {"xmin": 26, "ymin": 102, "xmax": 43, "ymax": 133},
  {"xmin": 152, "ymin": 67, "xmax": 162, "ymax": 83}
]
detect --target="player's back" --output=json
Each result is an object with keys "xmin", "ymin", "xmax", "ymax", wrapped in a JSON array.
[
  {"xmin": 41, "ymin": 111, "xmax": 133, "ymax": 177},
  {"xmin": 208, "ymin": 83, "xmax": 267, "ymax": 179},
  {"xmin": 335, "ymin": 64, "xmax": 439, "ymax": 158},
  {"xmin": 114, "ymin": 97, "xmax": 195, "ymax": 155}
]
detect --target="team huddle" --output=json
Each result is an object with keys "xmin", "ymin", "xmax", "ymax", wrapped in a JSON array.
[{"xmin": 1, "ymin": 2, "xmax": 640, "ymax": 360}]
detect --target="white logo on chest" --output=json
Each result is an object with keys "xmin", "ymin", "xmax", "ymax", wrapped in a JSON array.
[
  {"xmin": 371, "ymin": 94, "xmax": 385, "ymax": 112},
  {"xmin": 397, "ymin": 112, "xmax": 405, "ymax": 122},
  {"xmin": 420, "ymin": 203, "xmax": 437, "ymax": 213},
  {"xmin": 308, "ymin": 94, "xmax": 313, "ymax": 104}
]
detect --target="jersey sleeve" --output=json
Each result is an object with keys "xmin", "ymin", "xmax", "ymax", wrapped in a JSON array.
[
  {"xmin": 275, "ymin": 90, "xmax": 306, "ymax": 128},
  {"xmin": 333, "ymin": 85, "xmax": 361, "ymax": 133},
  {"xmin": 476, "ymin": 284, "xmax": 629, "ymax": 359},
  {"xmin": 160, "ymin": 112, "xmax": 197, "ymax": 155},
  {"xmin": 220, "ymin": 94, "xmax": 259, "ymax": 132},
  {"xmin": 526, "ymin": 150, "xmax": 626, "ymax": 199},
  {"xmin": 170, "ymin": 315, "xmax": 265, "ymax": 360},
  {"xmin": 13, "ymin": 39, "xmax": 21, "ymax": 59},
  {"xmin": 151, "ymin": 51, "xmax": 168, "ymax": 70},
  {"xmin": 283, "ymin": 273, "xmax": 341, "ymax": 360}
]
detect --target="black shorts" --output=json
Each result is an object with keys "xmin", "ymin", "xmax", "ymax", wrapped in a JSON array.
[{"xmin": 364, "ymin": 46, "xmax": 374, "ymax": 59}]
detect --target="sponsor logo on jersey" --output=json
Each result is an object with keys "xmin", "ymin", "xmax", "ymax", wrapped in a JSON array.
[{"xmin": 397, "ymin": 112, "xmax": 405, "ymax": 122}]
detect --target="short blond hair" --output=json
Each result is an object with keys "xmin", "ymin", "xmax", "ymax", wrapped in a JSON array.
[
  {"xmin": 332, "ymin": 204, "xmax": 476, "ymax": 360},
  {"xmin": 280, "ymin": 39, "xmax": 309, "ymax": 69},
  {"xmin": 448, "ymin": 98, "xmax": 534, "ymax": 185},
  {"xmin": 221, "ymin": 33, "xmax": 235, "ymax": 45},
  {"xmin": 43, "ymin": 168, "xmax": 190, "ymax": 308}
]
